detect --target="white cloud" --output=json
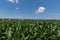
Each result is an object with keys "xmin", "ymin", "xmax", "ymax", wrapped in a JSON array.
[
  {"xmin": 15, "ymin": 0, "xmax": 19, "ymax": 4},
  {"xmin": 7, "ymin": 0, "xmax": 19, "ymax": 10},
  {"xmin": 16, "ymin": 7, "xmax": 19, "ymax": 10},
  {"xmin": 35, "ymin": 7, "xmax": 45, "ymax": 14},
  {"xmin": 8, "ymin": 0, "xmax": 19, "ymax": 3},
  {"xmin": 8, "ymin": 0, "xmax": 15, "ymax": 3}
]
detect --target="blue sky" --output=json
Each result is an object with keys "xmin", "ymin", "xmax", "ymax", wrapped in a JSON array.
[{"xmin": 0, "ymin": 0, "xmax": 60, "ymax": 19}]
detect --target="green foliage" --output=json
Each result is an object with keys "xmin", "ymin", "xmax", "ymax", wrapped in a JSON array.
[{"xmin": 0, "ymin": 19, "xmax": 60, "ymax": 40}]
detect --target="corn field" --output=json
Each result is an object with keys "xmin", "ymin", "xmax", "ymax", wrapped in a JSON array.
[{"xmin": 0, "ymin": 19, "xmax": 60, "ymax": 40}]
